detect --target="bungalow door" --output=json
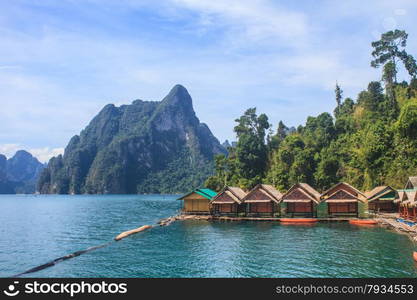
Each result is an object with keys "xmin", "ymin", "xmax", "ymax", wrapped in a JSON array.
[
  {"xmin": 250, "ymin": 202, "xmax": 272, "ymax": 213},
  {"xmin": 378, "ymin": 201, "xmax": 394, "ymax": 212},
  {"xmin": 328, "ymin": 202, "xmax": 357, "ymax": 216},
  {"xmin": 220, "ymin": 204, "xmax": 235, "ymax": 213},
  {"xmin": 287, "ymin": 202, "xmax": 313, "ymax": 214}
]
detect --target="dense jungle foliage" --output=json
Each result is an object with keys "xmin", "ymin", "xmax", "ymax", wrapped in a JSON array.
[{"xmin": 206, "ymin": 30, "xmax": 417, "ymax": 192}]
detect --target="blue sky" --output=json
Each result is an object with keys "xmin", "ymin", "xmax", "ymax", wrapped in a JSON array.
[{"xmin": 1, "ymin": 0, "xmax": 417, "ymax": 162}]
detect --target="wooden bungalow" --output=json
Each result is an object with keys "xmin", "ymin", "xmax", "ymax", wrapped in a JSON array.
[
  {"xmin": 241, "ymin": 184, "xmax": 282, "ymax": 217},
  {"xmin": 319, "ymin": 182, "xmax": 367, "ymax": 218},
  {"xmin": 399, "ymin": 192, "xmax": 407, "ymax": 219},
  {"xmin": 279, "ymin": 183, "xmax": 321, "ymax": 218},
  {"xmin": 210, "ymin": 186, "xmax": 247, "ymax": 216},
  {"xmin": 399, "ymin": 190, "xmax": 417, "ymax": 221},
  {"xmin": 404, "ymin": 176, "xmax": 417, "ymax": 189},
  {"xmin": 178, "ymin": 188, "xmax": 217, "ymax": 214},
  {"xmin": 366, "ymin": 186, "xmax": 398, "ymax": 213}
]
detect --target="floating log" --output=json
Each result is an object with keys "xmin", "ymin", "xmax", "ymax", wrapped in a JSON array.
[
  {"xmin": 280, "ymin": 218, "xmax": 318, "ymax": 223},
  {"xmin": 349, "ymin": 219, "xmax": 377, "ymax": 225},
  {"xmin": 114, "ymin": 225, "xmax": 153, "ymax": 241}
]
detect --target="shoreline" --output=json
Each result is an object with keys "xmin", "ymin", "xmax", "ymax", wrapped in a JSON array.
[{"xmin": 376, "ymin": 215, "xmax": 417, "ymax": 244}]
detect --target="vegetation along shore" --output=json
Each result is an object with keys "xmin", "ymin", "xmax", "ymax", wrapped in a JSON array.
[{"xmin": 205, "ymin": 30, "xmax": 417, "ymax": 193}]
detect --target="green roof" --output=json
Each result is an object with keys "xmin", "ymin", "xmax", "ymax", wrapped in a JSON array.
[
  {"xmin": 177, "ymin": 188, "xmax": 217, "ymax": 200},
  {"xmin": 397, "ymin": 188, "xmax": 417, "ymax": 192},
  {"xmin": 196, "ymin": 188, "xmax": 217, "ymax": 199}
]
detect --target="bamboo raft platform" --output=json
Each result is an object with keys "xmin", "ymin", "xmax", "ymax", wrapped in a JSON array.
[
  {"xmin": 173, "ymin": 213, "xmax": 417, "ymax": 242},
  {"xmin": 175, "ymin": 214, "xmax": 378, "ymax": 222},
  {"xmin": 114, "ymin": 213, "xmax": 417, "ymax": 245}
]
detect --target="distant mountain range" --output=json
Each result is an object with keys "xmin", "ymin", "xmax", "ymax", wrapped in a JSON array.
[
  {"xmin": 38, "ymin": 85, "xmax": 226, "ymax": 194},
  {"xmin": 0, "ymin": 150, "xmax": 45, "ymax": 194}
]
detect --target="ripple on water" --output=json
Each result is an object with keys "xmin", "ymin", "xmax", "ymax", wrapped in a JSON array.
[{"xmin": 0, "ymin": 195, "xmax": 416, "ymax": 278}]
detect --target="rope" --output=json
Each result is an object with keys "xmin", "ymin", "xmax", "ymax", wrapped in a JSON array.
[{"xmin": 10, "ymin": 214, "xmax": 180, "ymax": 277}]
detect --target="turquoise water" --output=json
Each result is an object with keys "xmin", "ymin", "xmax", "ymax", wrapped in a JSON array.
[{"xmin": 0, "ymin": 195, "xmax": 416, "ymax": 278}]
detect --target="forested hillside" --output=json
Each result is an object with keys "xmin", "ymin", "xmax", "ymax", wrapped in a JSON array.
[
  {"xmin": 38, "ymin": 85, "xmax": 226, "ymax": 194},
  {"xmin": 206, "ymin": 30, "xmax": 417, "ymax": 192}
]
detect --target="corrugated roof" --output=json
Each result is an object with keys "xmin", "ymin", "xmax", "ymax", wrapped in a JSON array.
[
  {"xmin": 366, "ymin": 186, "xmax": 387, "ymax": 198},
  {"xmin": 299, "ymin": 183, "xmax": 321, "ymax": 201},
  {"xmin": 396, "ymin": 191, "xmax": 407, "ymax": 204},
  {"xmin": 177, "ymin": 188, "xmax": 217, "ymax": 200},
  {"xmin": 406, "ymin": 176, "xmax": 417, "ymax": 189},
  {"xmin": 242, "ymin": 184, "xmax": 282, "ymax": 203},
  {"xmin": 398, "ymin": 190, "xmax": 405, "ymax": 199},
  {"xmin": 366, "ymin": 186, "xmax": 397, "ymax": 202},
  {"xmin": 260, "ymin": 184, "xmax": 283, "ymax": 200},
  {"xmin": 280, "ymin": 183, "xmax": 321, "ymax": 203},
  {"xmin": 321, "ymin": 182, "xmax": 366, "ymax": 200},
  {"xmin": 324, "ymin": 189, "xmax": 365, "ymax": 203},
  {"xmin": 228, "ymin": 187, "xmax": 247, "ymax": 200},
  {"xmin": 196, "ymin": 188, "xmax": 217, "ymax": 199},
  {"xmin": 400, "ymin": 189, "xmax": 417, "ymax": 207},
  {"xmin": 406, "ymin": 190, "xmax": 417, "ymax": 202},
  {"xmin": 211, "ymin": 186, "xmax": 246, "ymax": 204}
]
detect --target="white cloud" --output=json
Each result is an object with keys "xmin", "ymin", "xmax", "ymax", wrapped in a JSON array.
[
  {"xmin": 0, "ymin": 143, "xmax": 64, "ymax": 163},
  {"xmin": 171, "ymin": 0, "xmax": 308, "ymax": 45},
  {"xmin": 279, "ymin": 53, "xmax": 377, "ymax": 91},
  {"xmin": 29, "ymin": 147, "xmax": 64, "ymax": 163},
  {"xmin": 1, "ymin": 0, "xmax": 417, "ymax": 146},
  {"xmin": 0, "ymin": 144, "xmax": 22, "ymax": 158}
]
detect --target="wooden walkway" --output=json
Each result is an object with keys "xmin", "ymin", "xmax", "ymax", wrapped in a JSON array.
[{"xmin": 179, "ymin": 214, "xmax": 367, "ymax": 222}]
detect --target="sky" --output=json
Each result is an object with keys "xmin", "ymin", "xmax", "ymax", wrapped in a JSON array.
[{"xmin": 1, "ymin": 0, "xmax": 417, "ymax": 162}]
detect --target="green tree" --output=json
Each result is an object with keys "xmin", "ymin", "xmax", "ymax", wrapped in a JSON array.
[
  {"xmin": 401, "ymin": 53, "xmax": 417, "ymax": 79},
  {"xmin": 269, "ymin": 120, "xmax": 288, "ymax": 150},
  {"xmin": 382, "ymin": 61, "xmax": 398, "ymax": 112},
  {"xmin": 315, "ymin": 147, "xmax": 340, "ymax": 190},
  {"xmin": 396, "ymin": 99, "xmax": 417, "ymax": 139},
  {"xmin": 234, "ymin": 108, "xmax": 270, "ymax": 188},
  {"xmin": 304, "ymin": 113, "xmax": 335, "ymax": 149},
  {"xmin": 207, "ymin": 31, "xmax": 417, "ymax": 192},
  {"xmin": 371, "ymin": 30, "xmax": 417, "ymax": 109},
  {"xmin": 356, "ymin": 82, "xmax": 383, "ymax": 112},
  {"xmin": 334, "ymin": 82, "xmax": 343, "ymax": 116},
  {"xmin": 371, "ymin": 30, "xmax": 408, "ymax": 83}
]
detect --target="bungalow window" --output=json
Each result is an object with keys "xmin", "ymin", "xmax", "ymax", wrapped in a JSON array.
[
  {"xmin": 287, "ymin": 202, "xmax": 312, "ymax": 213},
  {"xmin": 378, "ymin": 202, "xmax": 394, "ymax": 211},
  {"xmin": 329, "ymin": 203, "xmax": 357, "ymax": 213},
  {"xmin": 219, "ymin": 204, "xmax": 235, "ymax": 213},
  {"xmin": 250, "ymin": 202, "xmax": 272, "ymax": 213}
]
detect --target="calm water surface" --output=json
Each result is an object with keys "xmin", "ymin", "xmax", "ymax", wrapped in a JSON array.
[{"xmin": 0, "ymin": 195, "xmax": 416, "ymax": 278}]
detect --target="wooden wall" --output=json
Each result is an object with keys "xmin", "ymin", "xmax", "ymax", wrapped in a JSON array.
[
  {"xmin": 183, "ymin": 193, "xmax": 210, "ymax": 212},
  {"xmin": 248, "ymin": 202, "xmax": 272, "ymax": 213}
]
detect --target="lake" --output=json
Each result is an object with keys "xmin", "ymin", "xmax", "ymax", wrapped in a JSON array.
[{"xmin": 0, "ymin": 194, "xmax": 416, "ymax": 278}]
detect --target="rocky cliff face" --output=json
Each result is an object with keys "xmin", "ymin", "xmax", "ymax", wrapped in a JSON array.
[
  {"xmin": 38, "ymin": 85, "xmax": 226, "ymax": 194},
  {"xmin": 0, "ymin": 150, "xmax": 45, "ymax": 194}
]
